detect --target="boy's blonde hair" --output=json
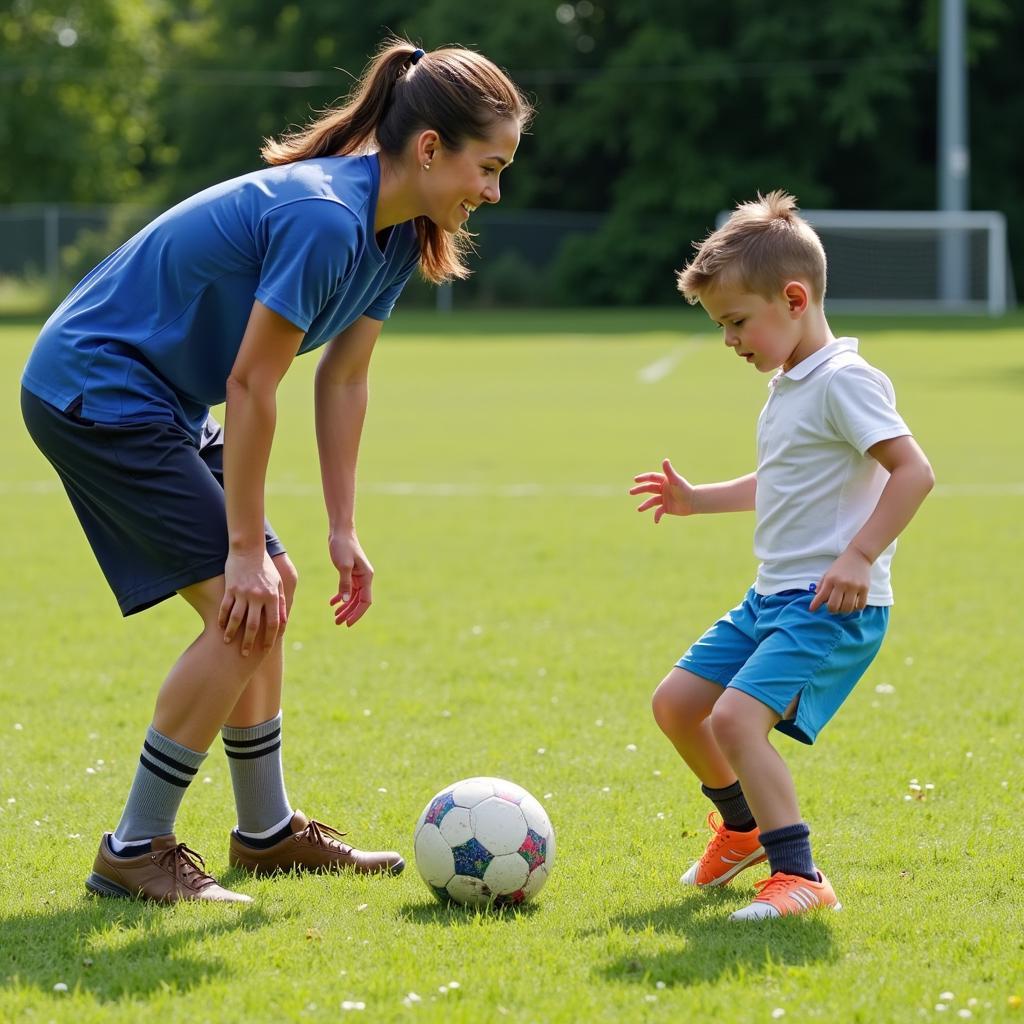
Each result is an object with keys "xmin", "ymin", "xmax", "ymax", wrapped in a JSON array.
[{"xmin": 676, "ymin": 191, "xmax": 827, "ymax": 305}]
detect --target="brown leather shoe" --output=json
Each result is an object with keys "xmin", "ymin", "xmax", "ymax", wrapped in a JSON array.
[
  {"xmin": 228, "ymin": 811, "xmax": 405, "ymax": 877},
  {"xmin": 86, "ymin": 833, "xmax": 252, "ymax": 903}
]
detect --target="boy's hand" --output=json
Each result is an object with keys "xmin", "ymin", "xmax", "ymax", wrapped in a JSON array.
[
  {"xmin": 630, "ymin": 459, "xmax": 697, "ymax": 522},
  {"xmin": 809, "ymin": 547, "xmax": 872, "ymax": 613}
]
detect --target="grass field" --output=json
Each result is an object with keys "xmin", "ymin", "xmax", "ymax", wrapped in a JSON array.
[{"xmin": 1, "ymin": 309, "xmax": 1022, "ymax": 1023}]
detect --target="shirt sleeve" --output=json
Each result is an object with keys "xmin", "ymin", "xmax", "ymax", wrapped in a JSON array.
[
  {"xmin": 825, "ymin": 364, "xmax": 911, "ymax": 455},
  {"xmin": 363, "ymin": 233, "xmax": 421, "ymax": 321},
  {"xmin": 254, "ymin": 199, "xmax": 360, "ymax": 331}
]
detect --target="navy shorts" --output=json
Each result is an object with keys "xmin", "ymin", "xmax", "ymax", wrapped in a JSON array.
[
  {"xmin": 21, "ymin": 387, "xmax": 286, "ymax": 616},
  {"xmin": 677, "ymin": 588, "xmax": 889, "ymax": 745}
]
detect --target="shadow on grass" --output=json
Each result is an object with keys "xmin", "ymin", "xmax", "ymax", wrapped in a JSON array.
[
  {"xmin": 0, "ymin": 898, "xmax": 270, "ymax": 1002},
  {"xmin": 397, "ymin": 898, "xmax": 542, "ymax": 925},
  {"xmin": 595, "ymin": 889, "xmax": 839, "ymax": 989}
]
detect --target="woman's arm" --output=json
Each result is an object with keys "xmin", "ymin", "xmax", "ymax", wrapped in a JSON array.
[
  {"xmin": 314, "ymin": 315, "xmax": 384, "ymax": 627},
  {"xmin": 221, "ymin": 300, "xmax": 305, "ymax": 654}
]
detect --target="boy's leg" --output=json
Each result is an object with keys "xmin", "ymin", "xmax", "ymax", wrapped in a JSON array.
[
  {"xmin": 652, "ymin": 668, "xmax": 735, "ymax": 789},
  {"xmin": 653, "ymin": 668, "xmax": 766, "ymax": 886},
  {"xmin": 709, "ymin": 689, "xmax": 838, "ymax": 920}
]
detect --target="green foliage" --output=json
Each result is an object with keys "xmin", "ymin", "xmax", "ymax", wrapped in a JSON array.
[{"xmin": 1, "ymin": 1, "xmax": 1021, "ymax": 301}]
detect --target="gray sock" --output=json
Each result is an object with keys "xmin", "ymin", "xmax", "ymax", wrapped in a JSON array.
[
  {"xmin": 113, "ymin": 725, "xmax": 206, "ymax": 844},
  {"xmin": 221, "ymin": 712, "xmax": 293, "ymax": 836}
]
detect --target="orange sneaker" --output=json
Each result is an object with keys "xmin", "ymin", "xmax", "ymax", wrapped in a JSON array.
[
  {"xmin": 729, "ymin": 870, "xmax": 841, "ymax": 921},
  {"xmin": 680, "ymin": 812, "xmax": 766, "ymax": 887}
]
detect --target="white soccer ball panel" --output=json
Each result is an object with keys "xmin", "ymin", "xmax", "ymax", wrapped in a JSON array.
[
  {"xmin": 491, "ymin": 779, "xmax": 527, "ymax": 803},
  {"xmin": 522, "ymin": 864, "xmax": 550, "ymax": 900},
  {"xmin": 437, "ymin": 806, "xmax": 474, "ymax": 847},
  {"xmin": 451, "ymin": 778, "xmax": 496, "ymax": 808},
  {"xmin": 446, "ymin": 874, "xmax": 492, "ymax": 907},
  {"xmin": 519, "ymin": 794, "xmax": 552, "ymax": 836},
  {"xmin": 482, "ymin": 852, "xmax": 529, "ymax": 894},
  {"xmin": 414, "ymin": 824, "xmax": 455, "ymax": 887},
  {"xmin": 472, "ymin": 797, "xmax": 528, "ymax": 855}
]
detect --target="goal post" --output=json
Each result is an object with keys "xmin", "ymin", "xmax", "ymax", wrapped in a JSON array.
[{"xmin": 714, "ymin": 208, "xmax": 1014, "ymax": 316}]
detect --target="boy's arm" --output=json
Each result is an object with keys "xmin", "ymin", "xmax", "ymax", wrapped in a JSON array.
[
  {"xmin": 631, "ymin": 458, "xmax": 756, "ymax": 523},
  {"xmin": 809, "ymin": 435, "xmax": 934, "ymax": 613}
]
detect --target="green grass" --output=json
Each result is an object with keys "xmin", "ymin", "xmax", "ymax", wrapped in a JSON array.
[{"xmin": 1, "ymin": 311, "xmax": 1023, "ymax": 1023}]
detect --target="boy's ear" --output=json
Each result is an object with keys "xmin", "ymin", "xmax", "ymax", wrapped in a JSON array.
[{"xmin": 782, "ymin": 280, "xmax": 810, "ymax": 318}]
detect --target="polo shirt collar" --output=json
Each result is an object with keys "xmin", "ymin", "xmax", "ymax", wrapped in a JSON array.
[{"xmin": 772, "ymin": 336, "xmax": 859, "ymax": 385}]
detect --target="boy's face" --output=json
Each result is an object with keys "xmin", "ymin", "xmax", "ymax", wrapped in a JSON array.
[{"xmin": 699, "ymin": 282, "xmax": 808, "ymax": 374}]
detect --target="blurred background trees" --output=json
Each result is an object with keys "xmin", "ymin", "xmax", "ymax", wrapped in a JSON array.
[{"xmin": 1, "ymin": 0, "xmax": 1020, "ymax": 304}]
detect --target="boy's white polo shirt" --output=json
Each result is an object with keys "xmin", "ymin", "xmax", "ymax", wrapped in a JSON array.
[{"xmin": 753, "ymin": 337, "xmax": 910, "ymax": 605}]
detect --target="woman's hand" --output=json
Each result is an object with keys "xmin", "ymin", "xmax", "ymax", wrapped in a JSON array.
[
  {"xmin": 219, "ymin": 549, "xmax": 286, "ymax": 655},
  {"xmin": 328, "ymin": 530, "xmax": 374, "ymax": 627},
  {"xmin": 630, "ymin": 458, "xmax": 699, "ymax": 522}
]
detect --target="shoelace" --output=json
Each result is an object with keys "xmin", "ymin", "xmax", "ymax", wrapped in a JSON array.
[
  {"xmin": 154, "ymin": 842, "xmax": 218, "ymax": 892},
  {"xmin": 752, "ymin": 873, "xmax": 816, "ymax": 906},
  {"xmin": 302, "ymin": 819, "xmax": 353, "ymax": 854},
  {"xmin": 698, "ymin": 811, "xmax": 732, "ymax": 865}
]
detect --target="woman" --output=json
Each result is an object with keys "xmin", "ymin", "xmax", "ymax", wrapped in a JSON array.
[{"xmin": 21, "ymin": 38, "xmax": 531, "ymax": 903}]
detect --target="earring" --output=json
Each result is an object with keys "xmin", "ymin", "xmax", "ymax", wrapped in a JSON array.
[{"xmin": 422, "ymin": 162, "xmax": 431, "ymax": 171}]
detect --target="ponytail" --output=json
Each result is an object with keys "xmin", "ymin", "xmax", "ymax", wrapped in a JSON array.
[{"xmin": 261, "ymin": 38, "xmax": 532, "ymax": 284}]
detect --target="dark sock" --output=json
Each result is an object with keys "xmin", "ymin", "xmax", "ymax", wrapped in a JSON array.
[
  {"xmin": 233, "ymin": 818, "xmax": 295, "ymax": 849},
  {"xmin": 759, "ymin": 822, "xmax": 817, "ymax": 882},
  {"xmin": 701, "ymin": 781, "xmax": 757, "ymax": 832},
  {"xmin": 107, "ymin": 836, "xmax": 152, "ymax": 858}
]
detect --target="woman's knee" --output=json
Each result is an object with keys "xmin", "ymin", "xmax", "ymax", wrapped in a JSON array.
[{"xmin": 273, "ymin": 553, "xmax": 299, "ymax": 609}]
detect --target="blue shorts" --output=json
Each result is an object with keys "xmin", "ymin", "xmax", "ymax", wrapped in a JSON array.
[
  {"xmin": 21, "ymin": 387, "xmax": 285, "ymax": 617},
  {"xmin": 677, "ymin": 588, "xmax": 889, "ymax": 745}
]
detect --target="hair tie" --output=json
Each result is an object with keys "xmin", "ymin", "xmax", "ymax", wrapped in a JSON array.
[{"xmin": 410, "ymin": 48, "xmax": 425, "ymax": 65}]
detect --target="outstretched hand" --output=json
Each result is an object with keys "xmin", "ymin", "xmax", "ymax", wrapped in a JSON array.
[
  {"xmin": 328, "ymin": 530, "xmax": 374, "ymax": 627},
  {"xmin": 629, "ymin": 458, "xmax": 698, "ymax": 522}
]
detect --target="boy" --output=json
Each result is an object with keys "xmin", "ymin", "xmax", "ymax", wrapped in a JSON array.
[{"xmin": 630, "ymin": 191, "xmax": 934, "ymax": 920}]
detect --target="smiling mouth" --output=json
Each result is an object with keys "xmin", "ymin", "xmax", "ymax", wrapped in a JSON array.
[{"xmin": 460, "ymin": 202, "xmax": 477, "ymax": 218}]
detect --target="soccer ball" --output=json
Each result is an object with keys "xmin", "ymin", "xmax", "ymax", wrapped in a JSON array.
[{"xmin": 413, "ymin": 777, "xmax": 555, "ymax": 907}]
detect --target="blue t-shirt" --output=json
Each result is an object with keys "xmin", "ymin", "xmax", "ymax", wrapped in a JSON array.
[{"xmin": 22, "ymin": 154, "xmax": 420, "ymax": 440}]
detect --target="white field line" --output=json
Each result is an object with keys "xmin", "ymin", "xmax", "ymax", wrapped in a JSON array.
[
  {"xmin": 3, "ymin": 480, "xmax": 1024, "ymax": 499},
  {"xmin": 637, "ymin": 341, "xmax": 704, "ymax": 383}
]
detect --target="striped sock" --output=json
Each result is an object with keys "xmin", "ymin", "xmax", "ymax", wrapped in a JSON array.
[
  {"xmin": 111, "ymin": 725, "xmax": 206, "ymax": 853},
  {"xmin": 221, "ymin": 712, "xmax": 293, "ymax": 839}
]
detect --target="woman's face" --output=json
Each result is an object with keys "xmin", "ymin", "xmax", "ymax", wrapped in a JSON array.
[{"xmin": 421, "ymin": 119, "xmax": 520, "ymax": 232}]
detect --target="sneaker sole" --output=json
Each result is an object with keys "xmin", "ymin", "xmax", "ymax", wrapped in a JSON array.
[
  {"xmin": 729, "ymin": 900, "xmax": 844, "ymax": 922},
  {"xmin": 85, "ymin": 872, "xmax": 133, "ymax": 899},
  {"xmin": 681, "ymin": 848, "xmax": 767, "ymax": 887}
]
